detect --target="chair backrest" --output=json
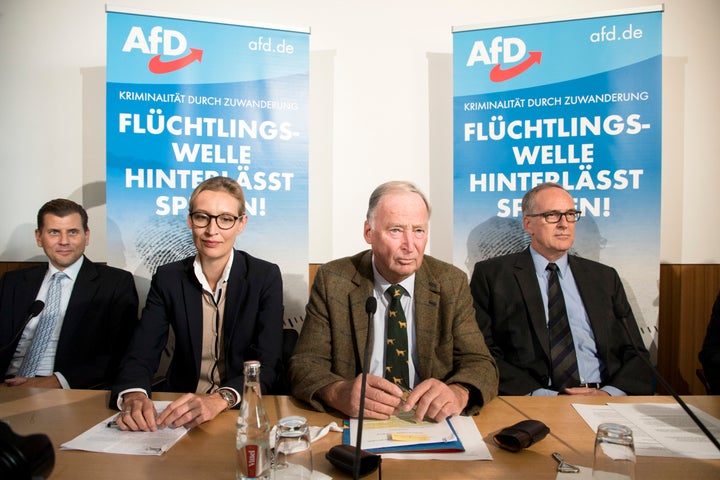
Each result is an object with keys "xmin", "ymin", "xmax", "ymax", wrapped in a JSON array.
[{"xmin": 696, "ymin": 368, "xmax": 712, "ymax": 395}]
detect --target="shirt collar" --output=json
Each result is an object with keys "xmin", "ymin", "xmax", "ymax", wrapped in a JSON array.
[
  {"xmin": 370, "ymin": 254, "xmax": 415, "ymax": 298},
  {"xmin": 193, "ymin": 250, "xmax": 234, "ymax": 300},
  {"xmin": 529, "ymin": 246, "xmax": 569, "ymax": 278},
  {"xmin": 48, "ymin": 255, "xmax": 84, "ymax": 282}
]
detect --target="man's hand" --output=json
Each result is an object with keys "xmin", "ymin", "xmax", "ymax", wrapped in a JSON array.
[
  {"xmin": 116, "ymin": 392, "xmax": 159, "ymax": 431},
  {"xmin": 317, "ymin": 374, "xmax": 403, "ymax": 419},
  {"xmin": 156, "ymin": 392, "xmax": 227, "ymax": 429},
  {"xmin": 4, "ymin": 375, "xmax": 61, "ymax": 388},
  {"xmin": 400, "ymin": 379, "xmax": 468, "ymax": 423},
  {"xmin": 563, "ymin": 386, "xmax": 610, "ymax": 396},
  {"xmin": 118, "ymin": 392, "xmax": 228, "ymax": 432}
]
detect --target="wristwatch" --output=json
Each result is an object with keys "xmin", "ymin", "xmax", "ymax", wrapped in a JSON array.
[{"xmin": 217, "ymin": 389, "xmax": 237, "ymax": 410}]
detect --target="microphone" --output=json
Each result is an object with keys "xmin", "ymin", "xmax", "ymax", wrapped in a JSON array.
[
  {"xmin": 353, "ymin": 297, "xmax": 378, "ymax": 479},
  {"xmin": 620, "ymin": 317, "xmax": 720, "ymax": 451},
  {"xmin": 0, "ymin": 300, "xmax": 44, "ymax": 352},
  {"xmin": 326, "ymin": 296, "xmax": 382, "ymax": 479}
]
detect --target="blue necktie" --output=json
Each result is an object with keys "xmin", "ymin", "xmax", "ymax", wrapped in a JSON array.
[
  {"xmin": 546, "ymin": 263, "xmax": 580, "ymax": 390},
  {"xmin": 18, "ymin": 272, "xmax": 66, "ymax": 377}
]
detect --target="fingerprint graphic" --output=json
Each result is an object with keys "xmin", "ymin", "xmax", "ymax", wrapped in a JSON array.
[
  {"xmin": 465, "ymin": 215, "xmax": 607, "ymax": 274},
  {"xmin": 135, "ymin": 217, "xmax": 196, "ymax": 276},
  {"xmin": 466, "ymin": 216, "xmax": 530, "ymax": 272}
]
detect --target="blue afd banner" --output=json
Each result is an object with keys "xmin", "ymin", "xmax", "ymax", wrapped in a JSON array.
[
  {"xmin": 453, "ymin": 7, "xmax": 662, "ymax": 348},
  {"xmin": 107, "ymin": 8, "xmax": 309, "ymax": 320}
]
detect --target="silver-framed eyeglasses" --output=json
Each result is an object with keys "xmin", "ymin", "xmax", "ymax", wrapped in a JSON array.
[
  {"xmin": 526, "ymin": 210, "xmax": 582, "ymax": 224},
  {"xmin": 189, "ymin": 211, "xmax": 242, "ymax": 230}
]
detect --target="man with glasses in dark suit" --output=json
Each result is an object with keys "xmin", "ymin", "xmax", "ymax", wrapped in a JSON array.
[{"xmin": 470, "ymin": 182, "xmax": 652, "ymax": 397}]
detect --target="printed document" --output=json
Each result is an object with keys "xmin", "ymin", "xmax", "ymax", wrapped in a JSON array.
[
  {"xmin": 60, "ymin": 401, "xmax": 189, "ymax": 456},
  {"xmin": 573, "ymin": 402, "xmax": 720, "ymax": 459}
]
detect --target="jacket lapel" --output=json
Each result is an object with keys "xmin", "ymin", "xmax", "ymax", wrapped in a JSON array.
[
  {"xmin": 350, "ymin": 252, "xmax": 375, "ymax": 371},
  {"xmin": 16, "ymin": 266, "xmax": 47, "ymax": 331},
  {"xmin": 222, "ymin": 252, "xmax": 247, "ymax": 349},
  {"xmin": 569, "ymin": 256, "xmax": 607, "ymax": 354},
  {"xmin": 181, "ymin": 258, "xmax": 204, "ymax": 375},
  {"xmin": 412, "ymin": 263, "xmax": 441, "ymax": 380},
  {"xmin": 515, "ymin": 249, "xmax": 551, "ymax": 360},
  {"xmin": 57, "ymin": 258, "xmax": 98, "ymax": 354}
]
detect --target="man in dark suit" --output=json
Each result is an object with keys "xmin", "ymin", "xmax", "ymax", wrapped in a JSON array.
[
  {"xmin": 1, "ymin": 199, "xmax": 138, "ymax": 389},
  {"xmin": 470, "ymin": 182, "xmax": 652, "ymax": 396},
  {"xmin": 111, "ymin": 176, "xmax": 284, "ymax": 431},
  {"xmin": 289, "ymin": 181, "xmax": 498, "ymax": 423}
]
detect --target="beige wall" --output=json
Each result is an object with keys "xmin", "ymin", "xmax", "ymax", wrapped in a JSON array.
[{"xmin": 0, "ymin": 0, "xmax": 717, "ymax": 265}]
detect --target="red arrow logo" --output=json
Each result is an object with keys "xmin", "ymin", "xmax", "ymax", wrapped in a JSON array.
[
  {"xmin": 148, "ymin": 48, "xmax": 204, "ymax": 74},
  {"xmin": 489, "ymin": 51, "xmax": 542, "ymax": 82}
]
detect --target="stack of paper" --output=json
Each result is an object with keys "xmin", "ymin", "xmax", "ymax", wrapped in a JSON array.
[
  {"xmin": 573, "ymin": 402, "xmax": 720, "ymax": 459},
  {"xmin": 347, "ymin": 412, "xmax": 463, "ymax": 453},
  {"xmin": 60, "ymin": 401, "xmax": 188, "ymax": 456}
]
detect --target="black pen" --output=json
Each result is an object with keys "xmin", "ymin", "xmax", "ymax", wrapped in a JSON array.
[{"xmin": 106, "ymin": 420, "xmax": 119, "ymax": 428}]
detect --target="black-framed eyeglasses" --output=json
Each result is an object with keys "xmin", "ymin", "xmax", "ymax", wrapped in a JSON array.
[
  {"xmin": 525, "ymin": 210, "xmax": 582, "ymax": 224},
  {"xmin": 189, "ymin": 211, "xmax": 242, "ymax": 230}
]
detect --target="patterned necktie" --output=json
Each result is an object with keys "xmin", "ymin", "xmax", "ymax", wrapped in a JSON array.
[
  {"xmin": 546, "ymin": 263, "xmax": 580, "ymax": 390},
  {"xmin": 384, "ymin": 284, "xmax": 409, "ymax": 389},
  {"xmin": 18, "ymin": 271, "xmax": 67, "ymax": 377}
]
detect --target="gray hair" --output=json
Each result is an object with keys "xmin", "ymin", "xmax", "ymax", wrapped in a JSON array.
[
  {"xmin": 521, "ymin": 182, "xmax": 567, "ymax": 217},
  {"xmin": 366, "ymin": 180, "xmax": 431, "ymax": 225}
]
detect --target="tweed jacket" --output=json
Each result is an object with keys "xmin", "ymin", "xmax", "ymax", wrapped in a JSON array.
[{"xmin": 289, "ymin": 250, "xmax": 498, "ymax": 414}]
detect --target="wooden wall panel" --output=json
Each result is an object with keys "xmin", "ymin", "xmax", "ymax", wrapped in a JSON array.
[
  {"xmin": 0, "ymin": 262, "xmax": 45, "ymax": 277},
  {"xmin": 309, "ymin": 263, "xmax": 320, "ymax": 294},
  {"xmin": 658, "ymin": 264, "xmax": 720, "ymax": 395}
]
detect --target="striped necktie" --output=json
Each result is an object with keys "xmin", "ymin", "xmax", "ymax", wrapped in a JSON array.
[
  {"xmin": 384, "ymin": 284, "xmax": 409, "ymax": 389},
  {"xmin": 546, "ymin": 263, "xmax": 580, "ymax": 390},
  {"xmin": 18, "ymin": 271, "xmax": 67, "ymax": 377}
]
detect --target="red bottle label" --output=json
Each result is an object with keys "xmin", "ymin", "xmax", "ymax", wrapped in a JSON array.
[{"xmin": 243, "ymin": 444, "xmax": 258, "ymax": 477}]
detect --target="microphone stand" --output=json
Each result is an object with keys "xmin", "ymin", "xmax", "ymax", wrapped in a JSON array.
[
  {"xmin": 353, "ymin": 297, "xmax": 377, "ymax": 480},
  {"xmin": 0, "ymin": 300, "xmax": 44, "ymax": 352},
  {"xmin": 621, "ymin": 317, "xmax": 720, "ymax": 451},
  {"xmin": 325, "ymin": 297, "xmax": 381, "ymax": 479}
]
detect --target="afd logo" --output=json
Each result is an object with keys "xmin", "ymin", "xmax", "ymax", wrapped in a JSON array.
[
  {"xmin": 122, "ymin": 26, "xmax": 203, "ymax": 74},
  {"xmin": 465, "ymin": 36, "xmax": 541, "ymax": 82}
]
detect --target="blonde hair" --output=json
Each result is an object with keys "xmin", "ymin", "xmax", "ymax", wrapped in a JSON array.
[{"xmin": 189, "ymin": 176, "xmax": 246, "ymax": 216}]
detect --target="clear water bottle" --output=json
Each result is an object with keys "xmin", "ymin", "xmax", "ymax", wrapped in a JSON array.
[{"xmin": 236, "ymin": 360, "xmax": 270, "ymax": 480}]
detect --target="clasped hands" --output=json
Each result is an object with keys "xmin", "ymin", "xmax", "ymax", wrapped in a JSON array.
[
  {"xmin": 322, "ymin": 374, "xmax": 468, "ymax": 423},
  {"xmin": 116, "ymin": 391, "xmax": 228, "ymax": 432},
  {"xmin": 562, "ymin": 386, "xmax": 610, "ymax": 396}
]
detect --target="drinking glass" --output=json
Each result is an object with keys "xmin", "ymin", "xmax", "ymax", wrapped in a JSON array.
[
  {"xmin": 272, "ymin": 416, "xmax": 313, "ymax": 480},
  {"xmin": 592, "ymin": 423, "xmax": 636, "ymax": 480}
]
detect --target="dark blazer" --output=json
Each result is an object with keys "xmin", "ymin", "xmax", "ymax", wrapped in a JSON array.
[
  {"xmin": 699, "ymin": 292, "xmax": 720, "ymax": 394},
  {"xmin": 0, "ymin": 257, "xmax": 139, "ymax": 389},
  {"xmin": 289, "ymin": 250, "xmax": 498, "ymax": 415},
  {"xmin": 110, "ymin": 250, "xmax": 284, "ymax": 407},
  {"xmin": 470, "ymin": 248, "xmax": 652, "ymax": 396}
]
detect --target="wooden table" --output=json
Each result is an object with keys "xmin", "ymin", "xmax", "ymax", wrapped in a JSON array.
[{"xmin": 1, "ymin": 388, "xmax": 718, "ymax": 479}]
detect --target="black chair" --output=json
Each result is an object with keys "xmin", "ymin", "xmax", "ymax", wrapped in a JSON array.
[
  {"xmin": 696, "ymin": 368, "xmax": 712, "ymax": 395},
  {"xmin": 273, "ymin": 317, "xmax": 301, "ymax": 395}
]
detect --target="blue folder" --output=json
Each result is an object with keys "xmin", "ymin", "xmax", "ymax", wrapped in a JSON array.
[{"xmin": 342, "ymin": 418, "xmax": 465, "ymax": 453}]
